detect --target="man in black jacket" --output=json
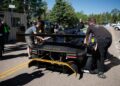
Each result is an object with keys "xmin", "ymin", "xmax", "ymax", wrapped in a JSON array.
[{"xmin": 84, "ymin": 18, "xmax": 112, "ymax": 78}]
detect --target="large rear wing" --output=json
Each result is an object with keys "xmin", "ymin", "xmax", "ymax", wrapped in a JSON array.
[{"xmin": 18, "ymin": 33, "xmax": 85, "ymax": 38}]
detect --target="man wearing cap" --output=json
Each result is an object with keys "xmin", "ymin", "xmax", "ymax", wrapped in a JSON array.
[{"xmin": 84, "ymin": 18, "xmax": 112, "ymax": 78}]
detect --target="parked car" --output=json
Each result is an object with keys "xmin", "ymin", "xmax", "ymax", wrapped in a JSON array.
[
  {"xmin": 114, "ymin": 24, "xmax": 120, "ymax": 30},
  {"xmin": 111, "ymin": 23, "xmax": 117, "ymax": 27}
]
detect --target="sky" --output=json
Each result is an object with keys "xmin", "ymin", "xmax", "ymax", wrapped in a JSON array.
[{"xmin": 45, "ymin": 0, "xmax": 120, "ymax": 15}]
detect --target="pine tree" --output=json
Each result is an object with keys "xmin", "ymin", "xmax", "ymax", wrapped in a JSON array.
[{"xmin": 50, "ymin": 0, "xmax": 78, "ymax": 28}]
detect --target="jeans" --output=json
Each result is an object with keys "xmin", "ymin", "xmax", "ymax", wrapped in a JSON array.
[{"xmin": 94, "ymin": 37, "xmax": 112, "ymax": 72}]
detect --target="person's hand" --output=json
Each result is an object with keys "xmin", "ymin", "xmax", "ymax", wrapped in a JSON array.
[
  {"xmin": 84, "ymin": 37, "xmax": 89, "ymax": 46},
  {"xmin": 37, "ymin": 39, "xmax": 44, "ymax": 43},
  {"xmin": 94, "ymin": 43, "xmax": 97, "ymax": 51},
  {"xmin": 84, "ymin": 38, "xmax": 87, "ymax": 44},
  {"xmin": 36, "ymin": 36, "xmax": 44, "ymax": 43}
]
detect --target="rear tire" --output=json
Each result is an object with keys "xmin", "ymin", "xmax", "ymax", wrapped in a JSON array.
[{"xmin": 115, "ymin": 27, "xmax": 119, "ymax": 30}]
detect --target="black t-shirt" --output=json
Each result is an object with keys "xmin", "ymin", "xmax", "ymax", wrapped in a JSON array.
[{"xmin": 86, "ymin": 25, "xmax": 112, "ymax": 40}]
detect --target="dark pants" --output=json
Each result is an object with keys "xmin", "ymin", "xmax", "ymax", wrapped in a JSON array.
[
  {"xmin": 0, "ymin": 36, "xmax": 4, "ymax": 57},
  {"xmin": 4, "ymin": 33, "xmax": 9, "ymax": 43},
  {"xmin": 93, "ymin": 37, "xmax": 112, "ymax": 72}
]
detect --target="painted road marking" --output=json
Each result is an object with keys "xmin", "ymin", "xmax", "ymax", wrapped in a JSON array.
[{"xmin": 0, "ymin": 60, "xmax": 31, "ymax": 79}]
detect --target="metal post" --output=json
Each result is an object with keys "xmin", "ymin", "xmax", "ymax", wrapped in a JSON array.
[
  {"xmin": 11, "ymin": 8, "xmax": 13, "ymax": 27},
  {"xmin": 9, "ymin": 0, "xmax": 15, "ymax": 27}
]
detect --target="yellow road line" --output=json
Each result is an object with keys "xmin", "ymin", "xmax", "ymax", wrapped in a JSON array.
[
  {"xmin": 0, "ymin": 58, "xmax": 77, "ymax": 79},
  {"xmin": 0, "ymin": 60, "xmax": 31, "ymax": 79},
  {"xmin": 0, "ymin": 60, "xmax": 30, "ymax": 76}
]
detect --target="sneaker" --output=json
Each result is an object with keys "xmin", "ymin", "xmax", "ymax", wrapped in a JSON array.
[
  {"xmin": 82, "ymin": 69, "xmax": 90, "ymax": 73},
  {"xmin": 97, "ymin": 72, "xmax": 106, "ymax": 79},
  {"xmin": 104, "ymin": 58, "xmax": 110, "ymax": 62},
  {"xmin": 28, "ymin": 56, "xmax": 32, "ymax": 59},
  {"xmin": 89, "ymin": 69, "xmax": 98, "ymax": 74}
]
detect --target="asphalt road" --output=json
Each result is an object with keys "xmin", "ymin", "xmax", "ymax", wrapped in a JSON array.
[{"xmin": 0, "ymin": 27, "xmax": 120, "ymax": 86}]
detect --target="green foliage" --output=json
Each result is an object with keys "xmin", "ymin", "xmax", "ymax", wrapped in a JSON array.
[
  {"xmin": 0, "ymin": 0, "xmax": 25, "ymax": 12},
  {"xmin": 49, "ymin": 0, "xmax": 78, "ymax": 28},
  {"xmin": 27, "ymin": 0, "xmax": 47, "ymax": 18},
  {"xmin": 76, "ymin": 12, "xmax": 88, "ymax": 22},
  {"xmin": 111, "ymin": 8, "xmax": 120, "ymax": 23},
  {"xmin": 0, "ymin": 0, "xmax": 10, "ymax": 11},
  {"xmin": 0, "ymin": 0, "xmax": 120, "ymax": 24},
  {"xmin": 89, "ymin": 9, "xmax": 120, "ymax": 24},
  {"xmin": 0, "ymin": 0, "xmax": 47, "ymax": 18},
  {"xmin": 14, "ymin": 0, "xmax": 25, "ymax": 13}
]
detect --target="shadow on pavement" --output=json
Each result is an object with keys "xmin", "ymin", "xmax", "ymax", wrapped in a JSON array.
[
  {"xmin": 0, "ymin": 70, "xmax": 44, "ymax": 86},
  {"xmin": 1, "ymin": 53, "xmax": 28, "ymax": 60},
  {"xmin": 4, "ymin": 44, "xmax": 27, "ymax": 54},
  {"xmin": 0, "ymin": 43, "xmax": 28, "ymax": 60},
  {"xmin": 105, "ymin": 52, "xmax": 120, "ymax": 72}
]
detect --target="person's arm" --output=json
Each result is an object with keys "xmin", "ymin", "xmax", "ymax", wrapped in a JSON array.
[
  {"xmin": 84, "ymin": 27, "xmax": 91, "ymax": 45},
  {"xmin": 33, "ymin": 31, "xmax": 44, "ymax": 42},
  {"xmin": 84, "ymin": 35, "xmax": 89, "ymax": 45},
  {"xmin": 94, "ymin": 43, "xmax": 97, "ymax": 51}
]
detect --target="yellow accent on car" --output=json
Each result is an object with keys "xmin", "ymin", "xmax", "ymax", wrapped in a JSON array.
[{"xmin": 30, "ymin": 58, "xmax": 77, "ymax": 76}]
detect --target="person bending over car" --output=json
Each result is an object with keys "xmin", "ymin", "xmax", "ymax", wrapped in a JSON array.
[
  {"xmin": 84, "ymin": 17, "xmax": 112, "ymax": 79},
  {"xmin": 25, "ymin": 20, "xmax": 45, "ymax": 59}
]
